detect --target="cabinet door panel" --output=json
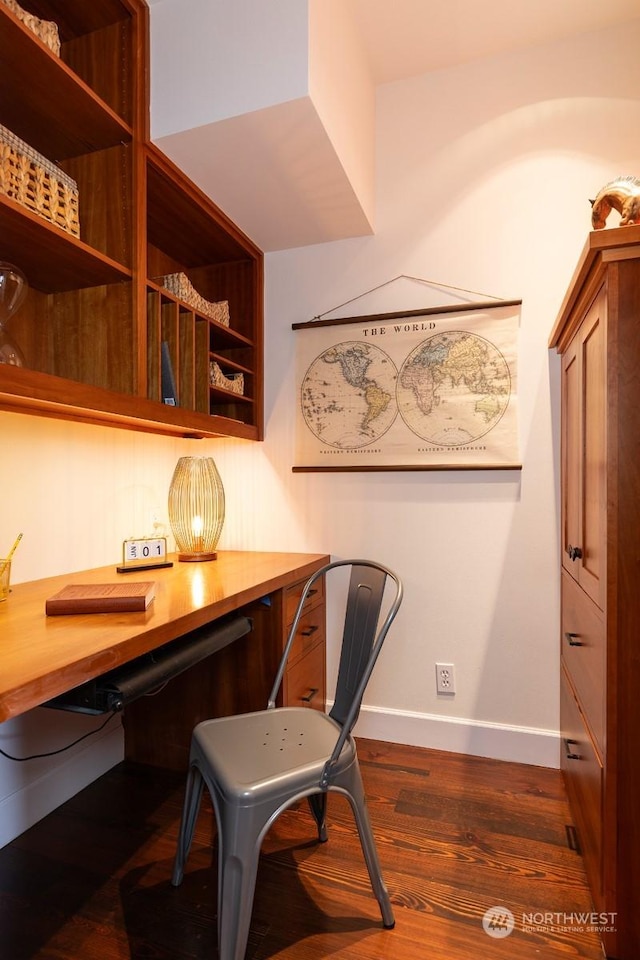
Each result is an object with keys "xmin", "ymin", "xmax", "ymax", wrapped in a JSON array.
[
  {"xmin": 561, "ymin": 570, "xmax": 605, "ymax": 755},
  {"xmin": 561, "ymin": 340, "xmax": 580, "ymax": 580},
  {"xmin": 580, "ymin": 293, "xmax": 606, "ymax": 608}
]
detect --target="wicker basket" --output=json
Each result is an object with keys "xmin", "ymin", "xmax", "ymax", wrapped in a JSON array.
[
  {"xmin": 0, "ymin": 124, "xmax": 80, "ymax": 236},
  {"xmin": 1, "ymin": 0, "xmax": 60, "ymax": 56},
  {"xmin": 162, "ymin": 273, "xmax": 230, "ymax": 326},
  {"xmin": 209, "ymin": 361, "xmax": 244, "ymax": 395}
]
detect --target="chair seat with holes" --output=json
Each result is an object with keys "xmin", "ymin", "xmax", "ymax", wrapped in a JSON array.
[{"xmin": 191, "ymin": 707, "xmax": 351, "ymax": 803}]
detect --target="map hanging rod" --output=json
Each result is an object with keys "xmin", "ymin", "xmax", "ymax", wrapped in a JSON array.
[{"xmin": 309, "ymin": 274, "xmax": 510, "ymax": 323}]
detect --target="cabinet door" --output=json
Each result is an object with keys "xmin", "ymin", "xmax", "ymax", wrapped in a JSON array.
[{"xmin": 561, "ymin": 287, "xmax": 606, "ymax": 609}]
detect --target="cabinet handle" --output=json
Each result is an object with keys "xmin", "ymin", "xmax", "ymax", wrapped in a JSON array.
[
  {"xmin": 301, "ymin": 624, "xmax": 319, "ymax": 638},
  {"xmin": 563, "ymin": 738, "xmax": 581, "ymax": 760},
  {"xmin": 564, "ymin": 632, "xmax": 583, "ymax": 647},
  {"xmin": 307, "ymin": 588, "xmax": 318, "ymax": 598},
  {"xmin": 566, "ymin": 544, "xmax": 583, "ymax": 561},
  {"xmin": 300, "ymin": 687, "xmax": 319, "ymax": 703}
]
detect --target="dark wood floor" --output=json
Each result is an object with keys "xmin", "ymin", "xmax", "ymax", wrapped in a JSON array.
[{"xmin": 0, "ymin": 739, "xmax": 603, "ymax": 960}]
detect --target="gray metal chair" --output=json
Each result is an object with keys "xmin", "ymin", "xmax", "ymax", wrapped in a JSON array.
[{"xmin": 171, "ymin": 559, "xmax": 403, "ymax": 960}]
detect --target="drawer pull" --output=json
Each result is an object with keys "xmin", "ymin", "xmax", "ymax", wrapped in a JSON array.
[
  {"xmin": 301, "ymin": 624, "xmax": 319, "ymax": 638},
  {"xmin": 566, "ymin": 544, "xmax": 583, "ymax": 561},
  {"xmin": 300, "ymin": 687, "xmax": 319, "ymax": 703},
  {"xmin": 564, "ymin": 632, "xmax": 583, "ymax": 647},
  {"xmin": 563, "ymin": 737, "xmax": 581, "ymax": 761},
  {"xmin": 307, "ymin": 588, "xmax": 318, "ymax": 598}
]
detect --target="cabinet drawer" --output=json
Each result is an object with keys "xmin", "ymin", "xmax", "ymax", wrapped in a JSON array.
[
  {"xmin": 561, "ymin": 571, "xmax": 605, "ymax": 754},
  {"xmin": 285, "ymin": 575, "xmax": 325, "ymax": 624},
  {"xmin": 284, "ymin": 641, "xmax": 325, "ymax": 711},
  {"xmin": 287, "ymin": 609, "xmax": 325, "ymax": 667},
  {"xmin": 560, "ymin": 669, "xmax": 603, "ymax": 908}
]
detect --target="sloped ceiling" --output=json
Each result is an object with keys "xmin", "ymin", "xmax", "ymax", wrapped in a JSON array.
[
  {"xmin": 149, "ymin": 0, "xmax": 640, "ymax": 252},
  {"xmin": 347, "ymin": 0, "xmax": 640, "ymax": 83}
]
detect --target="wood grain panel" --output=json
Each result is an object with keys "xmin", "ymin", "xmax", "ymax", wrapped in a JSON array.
[
  {"xmin": 284, "ymin": 640, "xmax": 326, "ymax": 711},
  {"xmin": 286, "ymin": 610, "xmax": 325, "ymax": 668},
  {"xmin": 579, "ymin": 292, "xmax": 606, "ymax": 608},
  {"xmin": 609, "ymin": 256, "xmax": 640, "ymax": 955},
  {"xmin": 560, "ymin": 669, "xmax": 603, "ymax": 911},
  {"xmin": 285, "ymin": 575, "xmax": 325, "ymax": 624},
  {"xmin": 561, "ymin": 336, "xmax": 580, "ymax": 580},
  {"xmin": 561, "ymin": 570, "xmax": 606, "ymax": 756}
]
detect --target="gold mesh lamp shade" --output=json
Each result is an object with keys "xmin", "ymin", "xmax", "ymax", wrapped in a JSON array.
[{"xmin": 168, "ymin": 456, "xmax": 225, "ymax": 561}]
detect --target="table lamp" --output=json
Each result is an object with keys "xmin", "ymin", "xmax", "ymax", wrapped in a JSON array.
[{"xmin": 168, "ymin": 456, "xmax": 225, "ymax": 561}]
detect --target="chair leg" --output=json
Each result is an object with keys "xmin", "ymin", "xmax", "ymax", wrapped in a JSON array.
[
  {"xmin": 344, "ymin": 763, "xmax": 395, "ymax": 928},
  {"xmin": 172, "ymin": 765, "xmax": 205, "ymax": 887},
  {"xmin": 215, "ymin": 803, "xmax": 266, "ymax": 960},
  {"xmin": 307, "ymin": 792, "xmax": 328, "ymax": 842}
]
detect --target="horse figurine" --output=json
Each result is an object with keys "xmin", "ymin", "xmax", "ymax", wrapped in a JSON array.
[{"xmin": 590, "ymin": 176, "xmax": 640, "ymax": 229}]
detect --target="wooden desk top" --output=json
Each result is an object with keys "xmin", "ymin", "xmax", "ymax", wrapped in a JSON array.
[{"xmin": 0, "ymin": 550, "xmax": 329, "ymax": 723}]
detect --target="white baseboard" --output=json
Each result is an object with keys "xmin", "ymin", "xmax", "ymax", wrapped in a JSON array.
[
  {"xmin": 0, "ymin": 723, "xmax": 124, "ymax": 849},
  {"xmin": 350, "ymin": 704, "xmax": 560, "ymax": 768}
]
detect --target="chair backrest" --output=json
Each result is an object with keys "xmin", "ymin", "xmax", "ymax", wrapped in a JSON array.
[
  {"xmin": 269, "ymin": 559, "xmax": 403, "ymax": 786},
  {"xmin": 329, "ymin": 562, "xmax": 396, "ymax": 730}
]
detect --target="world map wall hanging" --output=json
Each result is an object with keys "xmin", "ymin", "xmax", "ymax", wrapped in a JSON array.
[{"xmin": 292, "ymin": 299, "xmax": 522, "ymax": 471}]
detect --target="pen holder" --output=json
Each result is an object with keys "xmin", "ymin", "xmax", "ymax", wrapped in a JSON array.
[{"xmin": 0, "ymin": 559, "xmax": 11, "ymax": 601}]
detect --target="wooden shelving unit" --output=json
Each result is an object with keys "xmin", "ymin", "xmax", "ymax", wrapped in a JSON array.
[{"xmin": 0, "ymin": 0, "xmax": 264, "ymax": 440}]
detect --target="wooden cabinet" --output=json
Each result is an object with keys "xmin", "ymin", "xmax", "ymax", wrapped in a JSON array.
[
  {"xmin": 550, "ymin": 225, "xmax": 640, "ymax": 959},
  {"xmin": 0, "ymin": 0, "xmax": 263, "ymax": 440}
]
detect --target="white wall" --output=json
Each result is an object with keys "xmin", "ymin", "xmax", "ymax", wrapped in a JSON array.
[
  {"xmin": 308, "ymin": 0, "xmax": 376, "ymax": 224},
  {"xmin": 150, "ymin": 0, "xmax": 309, "ymax": 136},
  {"xmin": 1, "ymin": 17, "xmax": 639, "ymax": 845},
  {"xmin": 261, "ymin": 20, "xmax": 640, "ymax": 761}
]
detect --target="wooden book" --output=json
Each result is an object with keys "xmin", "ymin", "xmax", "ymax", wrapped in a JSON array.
[{"xmin": 45, "ymin": 581, "xmax": 156, "ymax": 616}]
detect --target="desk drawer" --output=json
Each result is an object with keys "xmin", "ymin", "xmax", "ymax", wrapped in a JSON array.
[
  {"xmin": 287, "ymin": 609, "xmax": 325, "ymax": 667},
  {"xmin": 284, "ymin": 640, "xmax": 325, "ymax": 711},
  {"xmin": 561, "ymin": 668, "xmax": 603, "ymax": 908},
  {"xmin": 561, "ymin": 571, "xmax": 605, "ymax": 754},
  {"xmin": 285, "ymin": 575, "xmax": 325, "ymax": 623}
]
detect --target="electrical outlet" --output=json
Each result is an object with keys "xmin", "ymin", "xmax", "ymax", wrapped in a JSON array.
[{"xmin": 435, "ymin": 662, "xmax": 456, "ymax": 695}]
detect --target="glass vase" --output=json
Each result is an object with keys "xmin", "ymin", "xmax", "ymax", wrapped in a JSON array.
[{"xmin": 0, "ymin": 262, "xmax": 27, "ymax": 366}]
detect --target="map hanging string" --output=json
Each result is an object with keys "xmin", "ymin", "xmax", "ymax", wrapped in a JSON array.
[{"xmin": 311, "ymin": 275, "xmax": 505, "ymax": 322}]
